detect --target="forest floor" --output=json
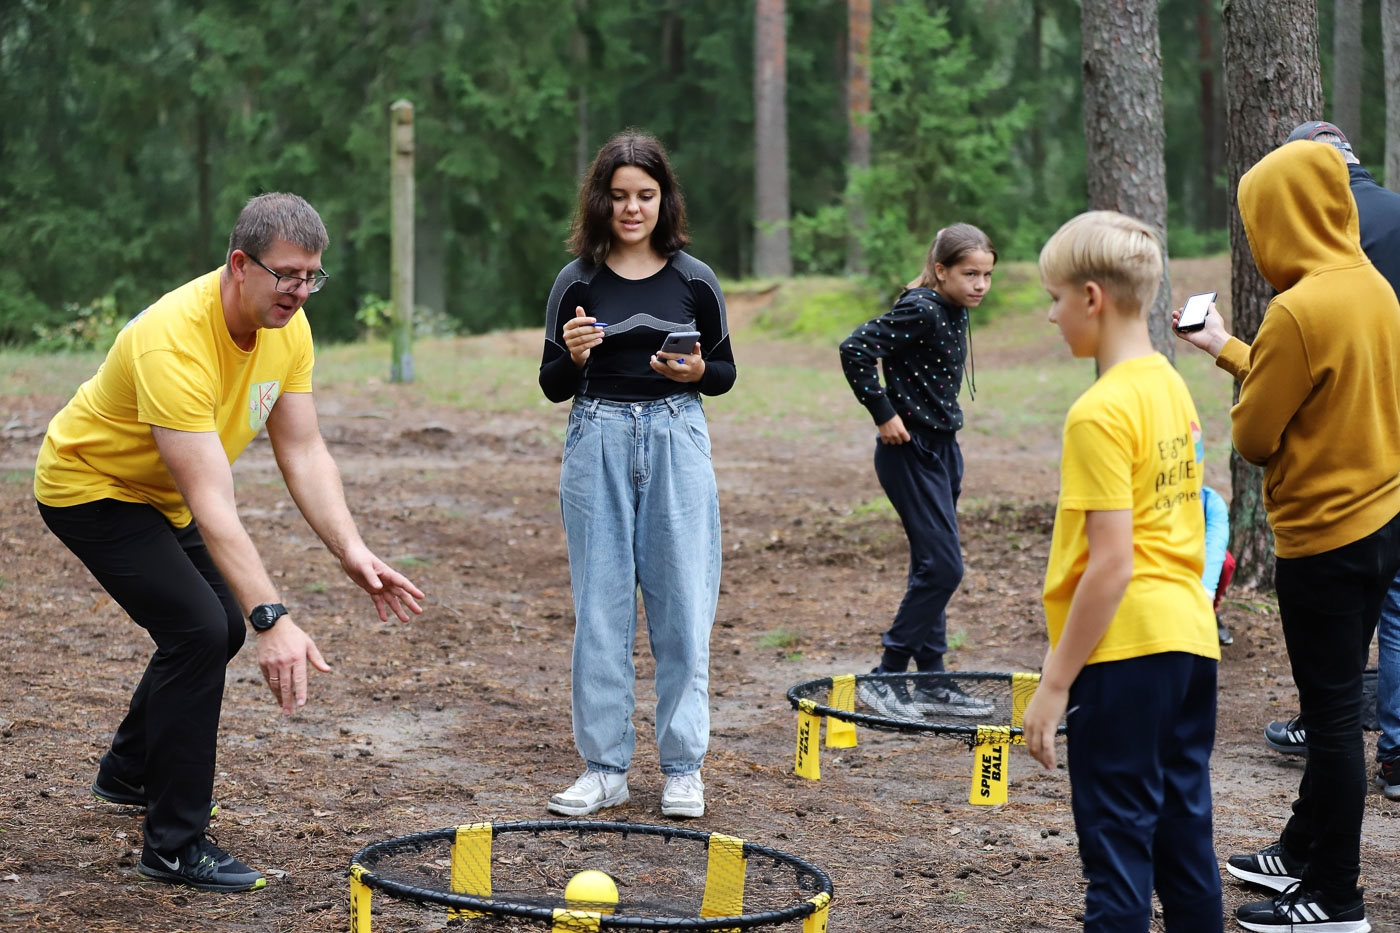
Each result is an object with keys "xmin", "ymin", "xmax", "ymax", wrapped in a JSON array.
[{"xmin": 3, "ymin": 271, "xmax": 1400, "ymax": 932}]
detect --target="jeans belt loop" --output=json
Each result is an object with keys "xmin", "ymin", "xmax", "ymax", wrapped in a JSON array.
[{"xmin": 665, "ymin": 394, "xmax": 683, "ymax": 417}]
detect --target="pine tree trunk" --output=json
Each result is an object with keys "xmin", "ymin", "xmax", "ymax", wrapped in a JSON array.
[
  {"xmin": 1198, "ymin": 0, "xmax": 1226, "ymax": 229},
  {"xmin": 1384, "ymin": 0, "xmax": 1400, "ymax": 191},
  {"xmin": 845, "ymin": 0, "xmax": 871, "ymax": 275},
  {"xmin": 753, "ymin": 0, "xmax": 792, "ymax": 278},
  {"xmin": 1221, "ymin": 0, "xmax": 1323, "ymax": 589},
  {"xmin": 1081, "ymin": 0, "xmax": 1174, "ymax": 362},
  {"xmin": 1333, "ymin": 0, "xmax": 1363, "ymax": 145}
]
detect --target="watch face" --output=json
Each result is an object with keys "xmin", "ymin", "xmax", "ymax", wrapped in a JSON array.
[{"xmin": 251, "ymin": 603, "xmax": 286, "ymax": 631}]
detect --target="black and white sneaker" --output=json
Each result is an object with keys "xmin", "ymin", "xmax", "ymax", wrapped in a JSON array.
[
  {"xmin": 1265, "ymin": 715, "xmax": 1307, "ymax": 756},
  {"xmin": 913, "ymin": 682, "xmax": 995, "ymax": 719},
  {"xmin": 1235, "ymin": 883, "xmax": 1369, "ymax": 932},
  {"xmin": 857, "ymin": 680, "xmax": 918, "ymax": 720},
  {"xmin": 138, "ymin": 833, "xmax": 266, "ymax": 892},
  {"xmin": 1226, "ymin": 841, "xmax": 1305, "ymax": 892}
]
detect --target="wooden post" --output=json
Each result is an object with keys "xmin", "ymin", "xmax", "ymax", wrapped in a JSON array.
[{"xmin": 390, "ymin": 99, "xmax": 415, "ymax": 383}]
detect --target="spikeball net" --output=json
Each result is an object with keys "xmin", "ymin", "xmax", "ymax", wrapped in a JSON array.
[
  {"xmin": 786, "ymin": 671, "xmax": 1064, "ymax": 806},
  {"xmin": 348, "ymin": 820, "xmax": 833, "ymax": 932}
]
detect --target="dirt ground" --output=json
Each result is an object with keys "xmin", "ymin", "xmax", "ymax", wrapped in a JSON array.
[{"xmin": 3, "ymin": 290, "xmax": 1400, "ymax": 933}]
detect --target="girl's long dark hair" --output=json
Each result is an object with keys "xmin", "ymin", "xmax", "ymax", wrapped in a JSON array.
[
  {"xmin": 912, "ymin": 223, "xmax": 997, "ymax": 290},
  {"xmin": 568, "ymin": 130, "xmax": 690, "ymax": 264}
]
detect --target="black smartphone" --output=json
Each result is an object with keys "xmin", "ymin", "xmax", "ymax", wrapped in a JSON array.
[
  {"xmin": 1176, "ymin": 291, "xmax": 1216, "ymax": 333},
  {"xmin": 657, "ymin": 330, "xmax": 701, "ymax": 355}
]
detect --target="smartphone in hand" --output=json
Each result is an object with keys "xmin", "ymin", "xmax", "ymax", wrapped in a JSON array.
[
  {"xmin": 1176, "ymin": 291, "xmax": 1216, "ymax": 333},
  {"xmin": 657, "ymin": 330, "xmax": 701, "ymax": 355}
]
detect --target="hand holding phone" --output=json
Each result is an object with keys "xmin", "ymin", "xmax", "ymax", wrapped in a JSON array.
[
  {"xmin": 657, "ymin": 330, "xmax": 701, "ymax": 356},
  {"xmin": 1175, "ymin": 292, "xmax": 1216, "ymax": 333}
]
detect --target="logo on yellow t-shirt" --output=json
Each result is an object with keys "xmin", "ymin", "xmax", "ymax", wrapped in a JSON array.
[{"xmin": 249, "ymin": 380, "xmax": 281, "ymax": 429}]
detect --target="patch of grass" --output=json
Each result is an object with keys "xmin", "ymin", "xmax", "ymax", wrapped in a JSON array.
[
  {"xmin": 758, "ymin": 628, "xmax": 802, "ymax": 651},
  {"xmin": 0, "ymin": 348, "xmax": 104, "ymax": 396},
  {"xmin": 947, "ymin": 630, "xmax": 969, "ymax": 651},
  {"xmin": 304, "ymin": 581, "xmax": 329, "ymax": 594},
  {"xmin": 2, "ymin": 469, "xmax": 32, "ymax": 485},
  {"xmin": 750, "ymin": 277, "xmax": 881, "ymax": 343},
  {"xmin": 391, "ymin": 555, "xmax": 430, "ymax": 567},
  {"xmin": 849, "ymin": 496, "xmax": 896, "ymax": 519}
]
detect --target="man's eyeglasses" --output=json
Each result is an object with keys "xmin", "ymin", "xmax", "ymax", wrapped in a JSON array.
[{"xmin": 247, "ymin": 254, "xmax": 330, "ymax": 294}]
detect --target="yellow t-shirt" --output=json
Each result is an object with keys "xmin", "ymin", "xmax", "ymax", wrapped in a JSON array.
[
  {"xmin": 1042, "ymin": 353, "xmax": 1219, "ymax": 664},
  {"xmin": 34, "ymin": 268, "xmax": 315, "ymax": 528}
]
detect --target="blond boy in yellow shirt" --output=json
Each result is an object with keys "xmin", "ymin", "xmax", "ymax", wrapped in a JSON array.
[{"xmin": 1023, "ymin": 211, "xmax": 1221, "ymax": 933}]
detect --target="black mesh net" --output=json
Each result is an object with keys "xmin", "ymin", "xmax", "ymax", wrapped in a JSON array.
[
  {"xmin": 349, "ymin": 821, "xmax": 832, "ymax": 931},
  {"xmin": 787, "ymin": 671, "xmax": 1062, "ymax": 742}
]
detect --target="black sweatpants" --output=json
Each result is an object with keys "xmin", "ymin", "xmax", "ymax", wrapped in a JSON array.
[
  {"xmin": 38, "ymin": 498, "xmax": 244, "ymax": 854},
  {"xmin": 872, "ymin": 429, "xmax": 963, "ymax": 673},
  {"xmin": 1276, "ymin": 509, "xmax": 1400, "ymax": 902}
]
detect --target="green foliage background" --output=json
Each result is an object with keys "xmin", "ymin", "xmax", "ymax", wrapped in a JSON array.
[{"xmin": 0, "ymin": 1, "xmax": 1377, "ymax": 346}]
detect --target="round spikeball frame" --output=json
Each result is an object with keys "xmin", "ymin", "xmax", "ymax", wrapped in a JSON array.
[
  {"xmin": 786, "ymin": 671, "xmax": 1065, "ymax": 806},
  {"xmin": 349, "ymin": 819, "xmax": 833, "ymax": 932}
]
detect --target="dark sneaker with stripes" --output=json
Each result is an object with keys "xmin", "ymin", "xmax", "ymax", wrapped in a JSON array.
[
  {"xmin": 138, "ymin": 833, "xmax": 266, "ymax": 892},
  {"xmin": 1264, "ymin": 714, "xmax": 1307, "ymax": 756},
  {"xmin": 93, "ymin": 761, "xmax": 219, "ymax": 818},
  {"xmin": 1377, "ymin": 758, "xmax": 1400, "ymax": 801},
  {"xmin": 1226, "ymin": 841, "xmax": 1305, "ymax": 893},
  {"xmin": 1235, "ymin": 883, "xmax": 1369, "ymax": 932}
]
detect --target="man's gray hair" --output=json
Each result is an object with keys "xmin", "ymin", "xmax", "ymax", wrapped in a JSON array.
[
  {"xmin": 1311, "ymin": 132, "xmax": 1360, "ymax": 165},
  {"xmin": 226, "ymin": 193, "xmax": 329, "ymax": 262}
]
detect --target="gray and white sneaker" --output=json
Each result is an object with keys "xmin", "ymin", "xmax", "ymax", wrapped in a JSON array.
[
  {"xmin": 857, "ymin": 680, "xmax": 918, "ymax": 720},
  {"xmin": 547, "ymin": 769, "xmax": 629, "ymax": 817},
  {"xmin": 914, "ymin": 682, "xmax": 995, "ymax": 719},
  {"xmin": 137, "ymin": 833, "xmax": 265, "ymax": 892},
  {"xmin": 660, "ymin": 772, "xmax": 705, "ymax": 818}
]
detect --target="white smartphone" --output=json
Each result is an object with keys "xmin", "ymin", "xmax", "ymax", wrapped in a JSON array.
[
  {"xmin": 1176, "ymin": 291, "xmax": 1217, "ymax": 333},
  {"xmin": 657, "ymin": 330, "xmax": 701, "ymax": 355}
]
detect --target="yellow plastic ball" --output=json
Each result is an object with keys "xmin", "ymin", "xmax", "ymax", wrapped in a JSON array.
[{"xmin": 564, "ymin": 869, "xmax": 618, "ymax": 913}]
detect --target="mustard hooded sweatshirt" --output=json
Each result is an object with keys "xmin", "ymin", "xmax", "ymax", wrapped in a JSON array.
[{"xmin": 1216, "ymin": 140, "xmax": 1400, "ymax": 558}]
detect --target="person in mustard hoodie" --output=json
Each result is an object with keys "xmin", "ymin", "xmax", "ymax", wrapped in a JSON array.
[{"xmin": 1175, "ymin": 140, "xmax": 1400, "ymax": 932}]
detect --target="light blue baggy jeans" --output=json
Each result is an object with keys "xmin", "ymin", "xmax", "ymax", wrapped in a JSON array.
[{"xmin": 559, "ymin": 393, "xmax": 721, "ymax": 776}]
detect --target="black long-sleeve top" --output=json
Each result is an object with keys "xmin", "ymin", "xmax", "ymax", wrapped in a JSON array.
[
  {"xmin": 838, "ymin": 287, "xmax": 969, "ymax": 434},
  {"xmin": 539, "ymin": 252, "xmax": 736, "ymax": 403}
]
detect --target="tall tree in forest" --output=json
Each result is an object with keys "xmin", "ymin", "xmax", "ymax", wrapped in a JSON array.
[
  {"xmin": 754, "ymin": 0, "xmax": 792, "ymax": 277},
  {"xmin": 1080, "ymin": 0, "xmax": 1174, "ymax": 360},
  {"xmin": 1385, "ymin": 0, "xmax": 1400, "ymax": 191},
  {"xmin": 1221, "ymin": 0, "xmax": 1323, "ymax": 587},
  {"xmin": 1332, "ymin": 0, "xmax": 1362, "ymax": 145},
  {"xmin": 1197, "ymin": 0, "xmax": 1226, "ymax": 228},
  {"xmin": 845, "ymin": 0, "xmax": 871, "ymax": 274}
]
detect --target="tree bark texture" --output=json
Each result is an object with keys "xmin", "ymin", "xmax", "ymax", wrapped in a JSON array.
[
  {"xmin": 1080, "ymin": 0, "xmax": 1174, "ymax": 362},
  {"xmin": 754, "ymin": 0, "xmax": 792, "ymax": 278},
  {"xmin": 1198, "ymin": 0, "xmax": 1226, "ymax": 229},
  {"xmin": 1332, "ymin": 0, "xmax": 1363, "ymax": 146},
  {"xmin": 1385, "ymin": 0, "xmax": 1400, "ymax": 191},
  {"xmin": 1221, "ymin": 0, "xmax": 1323, "ymax": 589},
  {"xmin": 845, "ymin": 0, "xmax": 871, "ymax": 274}
]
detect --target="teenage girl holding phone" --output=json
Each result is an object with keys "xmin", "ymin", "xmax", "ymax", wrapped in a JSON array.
[{"xmin": 538, "ymin": 130, "xmax": 736, "ymax": 820}]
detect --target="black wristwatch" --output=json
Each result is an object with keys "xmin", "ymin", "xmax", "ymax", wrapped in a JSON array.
[{"xmin": 249, "ymin": 602, "xmax": 288, "ymax": 633}]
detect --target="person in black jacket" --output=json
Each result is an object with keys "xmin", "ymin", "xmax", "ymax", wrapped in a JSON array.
[
  {"xmin": 839, "ymin": 224, "xmax": 996, "ymax": 719},
  {"xmin": 1259, "ymin": 121, "xmax": 1400, "ymax": 804}
]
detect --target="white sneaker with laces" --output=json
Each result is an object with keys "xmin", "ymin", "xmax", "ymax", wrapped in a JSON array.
[
  {"xmin": 547, "ymin": 769, "xmax": 629, "ymax": 817},
  {"xmin": 660, "ymin": 772, "xmax": 705, "ymax": 818}
]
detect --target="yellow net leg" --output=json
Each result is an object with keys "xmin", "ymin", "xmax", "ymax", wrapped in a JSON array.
[
  {"xmin": 449, "ymin": 822, "xmax": 493, "ymax": 920},
  {"xmin": 824, "ymin": 674, "xmax": 857, "ymax": 748},
  {"xmin": 803, "ymin": 891, "xmax": 832, "ymax": 933},
  {"xmin": 969, "ymin": 726, "xmax": 1011, "ymax": 806},
  {"xmin": 552, "ymin": 909, "xmax": 603, "ymax": 932},
  {"xmin": 700, "ymin": 832, "xmax": 747, "ymax": 922},
  {"xmin": 349, "ymin": 865, "xmax": 372, "ymax": 933},
  {"xmin": 795, "ymin": 700, "xmax": 821, "ymax": 780},
  {"xmin": 1011, "ymin": 672, "xmax": 1040, "ymax": 730}
]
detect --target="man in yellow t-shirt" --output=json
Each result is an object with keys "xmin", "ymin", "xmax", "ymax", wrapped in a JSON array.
[
  {"xmin": 1024, "ymin": 211, "xmax": 1222, "ymax": 933},
  {"xmin": 33, "ymin": 193, "xmax": 425, "ymax": 894}
]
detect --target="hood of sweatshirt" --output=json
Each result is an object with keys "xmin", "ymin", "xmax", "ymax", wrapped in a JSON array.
[{"xmin": 1237, "ymin": 140, "xmax": 1364, "ymax": 293}]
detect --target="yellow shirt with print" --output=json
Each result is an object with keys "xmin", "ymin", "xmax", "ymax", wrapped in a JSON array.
[
  {"xmin": 1042, "ymin": 353, "xmax": 1219, "ymax": 664},
  {"xmin": 34, "ymin": 268, "xmax": 314, "ymax": 528}
]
